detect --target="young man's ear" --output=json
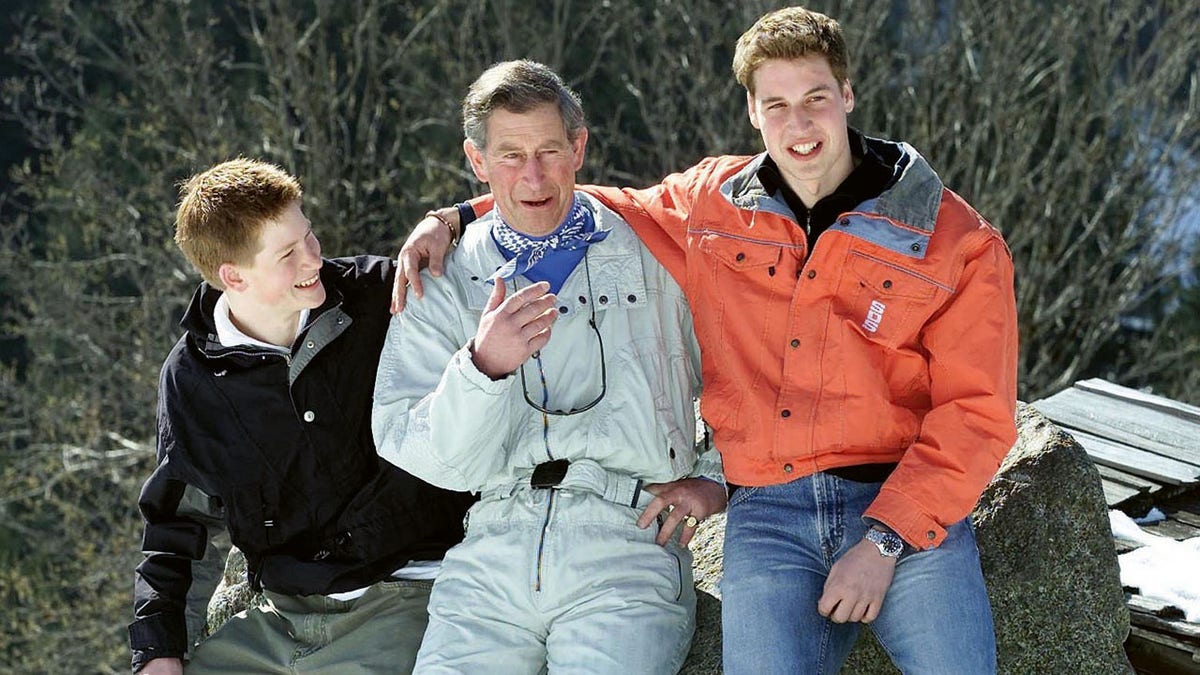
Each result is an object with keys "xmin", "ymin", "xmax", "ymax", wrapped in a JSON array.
[
  {"xmin": 218, "ymin": 262, "xmax": 247, "ymax": 292},
  {"xmin": 746, "ymin": 91, "xmax": 762, "ymax": 130},
  {"xmin": 842, "ymin": 80, "xmax": 855, "ymax": 114},
  {"xmin": 463, "ymin": 140, "xmax": 490, "ymax": 184}
]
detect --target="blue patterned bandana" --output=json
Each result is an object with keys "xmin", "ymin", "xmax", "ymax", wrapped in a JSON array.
[{"xmin": 490, "ymin": 196, "xmax": 609, "ymax": 290}]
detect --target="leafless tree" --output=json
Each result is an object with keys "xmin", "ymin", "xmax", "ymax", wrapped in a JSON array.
[{"xmin": 1, "ymin": 0, "xmax": 1197, "ymax": 670}]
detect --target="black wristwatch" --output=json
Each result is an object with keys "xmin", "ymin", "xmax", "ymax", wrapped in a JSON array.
[{"xmin": 864, "ymin": 526, "xmax": 904, "ymax": 559}]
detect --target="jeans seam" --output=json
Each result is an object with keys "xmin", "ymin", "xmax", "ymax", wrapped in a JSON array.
[
  {"xmin": 817, "ymin": 616, "xmax": 833, "ymax": 674},
  {"xmin": 832, "ymin": 476, "xmax": 844, "ymax": 565},
  {"xmin": 815, "ymin": 474, "xmax": 843, "ymax": 567}
]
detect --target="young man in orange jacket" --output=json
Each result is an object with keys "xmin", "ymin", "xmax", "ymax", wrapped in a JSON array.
[{"xmin": 397, "ymin": 6, "xmax": 1016, "ymax": 673}]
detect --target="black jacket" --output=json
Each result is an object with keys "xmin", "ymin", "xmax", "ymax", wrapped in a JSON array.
[{"xmin": 128, "ymin": 256, "xmax": 475, "ymax": 671}]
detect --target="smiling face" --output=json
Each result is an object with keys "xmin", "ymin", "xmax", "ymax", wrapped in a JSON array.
[
  {"xmin": 747, "ymin": 55, "xmax": 855, "ymax": 207},
  {"xmin": 218, "ymin": 200, "xmax": 324, "ymax": 344},
  {"xmin": 463, "ymin": 102, "xmax": 587, "ymax": 236}
]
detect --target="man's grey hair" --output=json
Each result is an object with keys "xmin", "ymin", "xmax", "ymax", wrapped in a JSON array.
[{"xmin": 462, "ymin": 60, "xmax": 585, "ymax": 150}]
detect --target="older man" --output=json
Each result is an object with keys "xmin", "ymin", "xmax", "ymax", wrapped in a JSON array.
[{"xmin": 372, "ymin": 60, "xmax": 726, "ymax": 674}]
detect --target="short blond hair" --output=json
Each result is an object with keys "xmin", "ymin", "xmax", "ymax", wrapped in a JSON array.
[
  {"xmin": 733, "ymin": 6, "xmax": 850, "ymax": 95},
  {"xmin": 174, "ymin": 158, "xmax": 302, "ymax": 288}
]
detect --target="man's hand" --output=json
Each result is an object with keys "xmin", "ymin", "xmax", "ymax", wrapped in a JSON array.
[
  {"xmin": 471, "ymin": 281, "xmax": 558, "ymax": 379},
  {"xmin": 637, "ymin": 478, "xmax": 728, "ymax": 546},
  {"xmin": 137, "ymin": 657, "xmax": 183, "ymax": 675},
  {"xmin": 817, "ymin": 537, "xmax": 898, "ymax": 623},
  {"xmin": 392, "ymin": 208, "xmax": 460, "ymax": 314}
]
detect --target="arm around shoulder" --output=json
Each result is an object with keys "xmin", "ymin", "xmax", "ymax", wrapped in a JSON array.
[{"xmin": 392, "ymin": 203, "xmax": 482, "ymax": 313}]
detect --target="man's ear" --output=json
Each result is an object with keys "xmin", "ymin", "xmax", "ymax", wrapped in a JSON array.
[
  {"xmin": 570, "ymin": 127, "xmax": 588, "ymax": 171},
  {"xmin": 842, "ymin": 80, "xmax": 855, "ymax": 114},
  {"xmin": 746, "ymin": 91, "xmax": 761, "ymax": 130},
  {"xmin": 463, "ymin": 140, "xmax": 489, "ymax": 183},
  {"xmin": 218, "ymin": 262, "xmax": 247, "ymax": 292}
]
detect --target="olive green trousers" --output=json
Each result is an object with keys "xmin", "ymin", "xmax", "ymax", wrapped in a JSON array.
[{"xmin": 187, "ymin": 579, "xmax": 433, "ymax": 674}]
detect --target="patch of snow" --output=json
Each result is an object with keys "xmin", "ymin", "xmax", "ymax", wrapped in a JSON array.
[
  {"xmin": 1109, "ymin": 510, "xmax": 1165, "ymax": 546},
  {"xmin": 1110, "ymin": 509, "xmax": 1200, "ymax": 623},
  {"xmin": 1133, "ymin": 507, "xmax": 1167, "ymax": 525}
]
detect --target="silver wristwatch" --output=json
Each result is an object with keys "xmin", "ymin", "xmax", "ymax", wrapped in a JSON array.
[{"xmin": 864, "ymin": 527, "xmax": 904, "ymax": 559}]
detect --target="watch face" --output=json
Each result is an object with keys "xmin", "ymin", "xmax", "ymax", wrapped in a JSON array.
[{"xmin": 867, "ymin": 529, "xmax": 903, "ymax": 557}]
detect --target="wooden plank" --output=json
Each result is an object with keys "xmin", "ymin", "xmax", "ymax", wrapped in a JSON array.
[
  {"xmin": 1096, "ymin": 464, "xmax": 1160, "ymax": 491},
  {"xmin": 1126, "ymin": 628, "xmax": 1200, "ymax": 673},
  {"xmin": 1067, "ymin": 429, "xmax": 1199, "ymax": 485},
  {"xmin": 1076, "ymin": 378, "xmax": 1200, "ymax": 425},
  {"xmin": 1158, "ymin": 492, "xmax": 1200, "ymax": 529},
  {"xmin": 1114, "ymin": 538, "xmax": 1142, "ymax": 554},
  {"xmin": 1129, "ymin": 611, "xmax": 1200, "ymax": 641},
  {"xmin": 1033, "ymin": 390, "xmax": 1200, "ymax": 467},
  {"xmin": 1141, "ymin": 518, "xmax": 1200, "ymax": 541},
  {"xmin": 1129, "ymin": 593, "xmax": 1187, "ymax": 620},
  {"xmin": 1128, "ymin": 624, "xmax": 1200, "ymax": 654},
  {"xmin": 1150, "ymin": 484, "xmax": 1200, "ymax": 506},
  {"xmin": 1171, "ymin": 509, "xmax": 1200, "ymax": 529},
  {"xmin": 1103, "ymin": 478, "xmax": 1144, "ymax": 506}
]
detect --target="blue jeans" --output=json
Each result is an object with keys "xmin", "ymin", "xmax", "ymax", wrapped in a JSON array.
[{"xmin": 720, "ymin": 473, "xmax": 996, "ymax": 675}]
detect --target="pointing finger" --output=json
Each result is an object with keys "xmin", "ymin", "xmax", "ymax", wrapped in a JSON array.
[{"xmin": 484, "ymin": 280, "xmax": 507, "ymax": 312}]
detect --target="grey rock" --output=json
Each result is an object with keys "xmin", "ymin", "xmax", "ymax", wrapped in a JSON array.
[
  {"xmin": 969, "ymin": 402, "xmax": 1131, "ymax": 674},
  {"xmin": 209, "ymin": 405, "xmax": 1131, "ymax": 673},
  {"xmin": 204, "ymin": 545, "xmax": 262, "ymax": 636},
  {"xmin": 682, "ymin": 516, "xmax": 726, "ymax": 673}
]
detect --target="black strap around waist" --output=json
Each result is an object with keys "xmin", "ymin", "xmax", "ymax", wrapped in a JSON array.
[
  {"xmin": 825, "ymin": 462, "xmax": 898, "ymax": 483},
  {"xmin": 530, "ymin": 459, "xmax": 571, "ymax": 489}
]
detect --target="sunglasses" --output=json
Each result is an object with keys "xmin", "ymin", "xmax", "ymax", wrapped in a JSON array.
[{"xmin": 519, "ymin": 253, "xmax": 607, "ymax": 416}]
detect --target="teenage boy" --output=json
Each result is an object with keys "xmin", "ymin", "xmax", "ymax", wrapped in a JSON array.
[{"xmin": 129, "ymin": 158, "xmax": 475, "ymax": 674}]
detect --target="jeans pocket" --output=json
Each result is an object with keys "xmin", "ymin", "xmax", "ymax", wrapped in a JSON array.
[{"xmin": 728, "ymin": 485, "xmax": 760, "ymax": 508}]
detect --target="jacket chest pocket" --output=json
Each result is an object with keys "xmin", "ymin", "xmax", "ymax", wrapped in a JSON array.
[
  {"xmin": 699, "ymin": 232, "xmax": 783, "ymax": 274},
  {"xmin": 694, "ymin": 232, "xmax": 785, "ymax": 336},
  {"xmin": 834, "ymin": 250, "xmax": 944, "ymax": 349}
]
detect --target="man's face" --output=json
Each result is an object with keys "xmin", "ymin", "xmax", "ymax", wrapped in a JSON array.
[
  {"xmin": 464, "ymin": 102, "xmax": 587, "ymax": 236},
  {"xmin": 225, "ymin": 200, "xmax": 325, "ymax": 321},
  {"xmin": 747, "ymin": 55, "xmax": 855, "ymax": 206}
]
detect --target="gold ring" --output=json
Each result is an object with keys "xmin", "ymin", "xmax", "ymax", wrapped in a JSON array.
[{"xmin": 684, "ymin": 515, "xmax": 699, "ymax": 528}]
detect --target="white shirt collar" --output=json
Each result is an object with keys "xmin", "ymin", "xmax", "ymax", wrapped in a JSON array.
[{"xmin": 213, "ymin": 293, "xmax": 309, "ymax": 352}]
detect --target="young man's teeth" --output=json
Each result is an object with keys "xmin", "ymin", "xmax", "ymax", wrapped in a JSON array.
[
  {"xmin": 792, "ymin": 141, "xmax": 818, "ymax": 155},
  {"xmin": 296, "ymin": 275, "xmax": 319, "ymax": 288}
]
